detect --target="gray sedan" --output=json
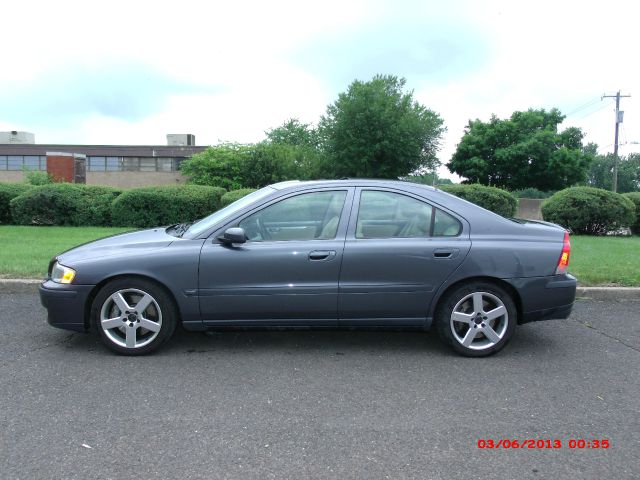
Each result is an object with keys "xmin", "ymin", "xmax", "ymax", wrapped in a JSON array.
[{"xmin": 39, "ymin": 180, "xmax": 577, "ymax": 356}]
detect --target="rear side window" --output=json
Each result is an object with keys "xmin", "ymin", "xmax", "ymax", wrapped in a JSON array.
[
  {"xmin": 356, "ymin": 191, "xmax": 432, "ymax": 238},
  {"xmin": 433, "ymin": 208, "xmax": 462, "ymax": 236},
  {"xmin": 356, "ymin": 190, "xmax": 461, "ymax": 238}
]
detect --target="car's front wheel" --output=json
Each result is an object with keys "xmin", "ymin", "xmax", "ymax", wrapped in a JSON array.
[
  {"xmin": 436, "ymin": 281, "xmax": 517, "ymax": 357},
  {"xmin": 91, "ymin": 277, "xmax": 177, "ymax": 355}
]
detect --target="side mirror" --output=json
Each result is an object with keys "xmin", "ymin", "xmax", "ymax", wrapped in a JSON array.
[{"xmin": 218, "ymin": 227, "xmax": 246, "ymax": 245}]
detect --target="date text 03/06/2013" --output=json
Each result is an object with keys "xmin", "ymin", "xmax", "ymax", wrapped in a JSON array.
[{"xmin": 477, "ymin": 439, "xmax": 610, "ymax": 449}]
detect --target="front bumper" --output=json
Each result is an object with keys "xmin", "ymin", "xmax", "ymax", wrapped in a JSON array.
[
  {"xmin": 39, "ymin": 280, "xmax": 95, "ymax": 332},
  {"xmin": 505, "ymin": 274, "xmax": 577, "ymax": 324}
]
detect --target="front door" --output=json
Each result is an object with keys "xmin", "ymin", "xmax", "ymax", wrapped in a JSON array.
[{"xmin": 198, "ymin": 188, "xmax": 353, "ymax": 325}]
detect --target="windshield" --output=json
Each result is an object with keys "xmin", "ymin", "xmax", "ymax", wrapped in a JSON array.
[{"xmin": 183, "ymin": 186, "xmax": 276, "ymax": 238}]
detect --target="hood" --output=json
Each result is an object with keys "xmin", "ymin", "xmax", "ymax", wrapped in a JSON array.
[{"xmin": 56, "ymin": 228, "xmax": 176, "ymax": 265}]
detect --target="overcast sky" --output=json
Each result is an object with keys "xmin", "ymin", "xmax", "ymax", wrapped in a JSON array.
[{"xmin": 0, "ymin": 0, "xmax": 637, "ymax": 178}]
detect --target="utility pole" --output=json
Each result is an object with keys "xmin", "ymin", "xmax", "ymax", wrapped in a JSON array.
[{"xmin": 602, "ymin": 91, "xmax": 631, "ymax": 192}]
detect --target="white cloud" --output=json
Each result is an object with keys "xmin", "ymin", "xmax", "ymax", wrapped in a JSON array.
[{"xmin": 0, "ymin": 0, "xmax": 638, "ymax": 180}]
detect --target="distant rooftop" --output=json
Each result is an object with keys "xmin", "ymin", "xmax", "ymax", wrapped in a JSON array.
[{"xmin": 0, "ymin": 132, "xmax": 206, "ymax": 157}]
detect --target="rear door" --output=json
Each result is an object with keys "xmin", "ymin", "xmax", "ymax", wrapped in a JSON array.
[{"xmin": 338, "ymin": 188, "xmax": 471, "ymax": 325}]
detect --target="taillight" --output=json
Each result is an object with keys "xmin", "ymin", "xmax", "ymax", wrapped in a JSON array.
[{"xmin": 555, "ymin": 231, "xmax": 571, "ymax": 274}]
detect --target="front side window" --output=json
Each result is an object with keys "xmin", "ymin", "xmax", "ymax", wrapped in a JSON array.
[{"xmin": 239, "ymin": 191, "xmax": 347, "ymax": 242}]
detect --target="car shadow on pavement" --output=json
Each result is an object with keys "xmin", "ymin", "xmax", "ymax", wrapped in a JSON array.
[
  {"xmin": 48, "ymin": 318, "xmax": 555, "ymax": 357},
  {"xmin": 52, "ymin": 322, "xmax": 557, "ymax": 358}
]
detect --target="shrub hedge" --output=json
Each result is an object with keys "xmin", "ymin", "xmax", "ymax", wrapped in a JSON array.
[
  {"xmin": 439, "ymin": 184, "xmax": 518, "ymax": 217},
  {"xmin": 111, "ymin": 185, "xmax": 226, "ymax": 228},
  {"xmin": 220, "ymin": 188, "xmax": 257, "ymax": 208},
  {"xmin": 10, "ymin": 184, "xmax": 121, "ymax": 226},
  {"xmin": 542, "ymin": 187, "xmax": 635, "ymax": 235},
  {"xmin": 0, "ymin": 183, "xmax": 33, "ymax": 224},
  {"xmin": 512, "ymin": 187, "xmax": 553, "ymax": 199},
  {"xmin": 622, "ymin": 192, "xmax": 640, "ymax": 234}
]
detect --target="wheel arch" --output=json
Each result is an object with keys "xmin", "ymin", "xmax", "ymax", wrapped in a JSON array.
[
  {"xmin": 83, "ymin": 273, "xmax": 182, "ymax": 332},
  {"xmin": 430, "ymin": 276, "xmax": 523, "ymax": 325}
]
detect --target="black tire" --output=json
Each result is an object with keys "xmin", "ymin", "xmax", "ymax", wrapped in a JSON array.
[
  {"xmin": 91, "ymin": 277, "xmax": 178, "ymax": 355},
  {"xmin": 435, "ymin": 281, "xmax": 517, "ymax": 357}
]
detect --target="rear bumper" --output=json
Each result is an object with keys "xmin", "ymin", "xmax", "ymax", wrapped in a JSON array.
[
  {"xmin": 505, "ymin": 274, "xmax": 577, "ymax": 324},
  {"xmin": 520, "ymin": 302, "xmax": 574, "ymax": 324},
  {"xmin": 39, "ymin": 280, "xmax": 94, "ymax": 332}
]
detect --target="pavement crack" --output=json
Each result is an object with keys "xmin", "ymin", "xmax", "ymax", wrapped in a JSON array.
[{"xmin": 571, "ymin": 319, "xmax": 640, "ymax": 353}]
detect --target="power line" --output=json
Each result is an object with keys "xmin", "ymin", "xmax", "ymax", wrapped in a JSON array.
[
  {"xmin": 565, "ymin": 97, "xmax": 602, "ymax": 117},
  {"xmin": 575, "ymin": 100, "xmax": 614, "ymax": 120},
  {"xmin": 602, "ymin": 91, "xmax": 631, "ymax": 192}
]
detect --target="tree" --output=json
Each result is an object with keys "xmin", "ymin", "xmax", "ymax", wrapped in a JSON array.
[
  {"xmin": 404, "ymin": 172, "xmax": 453, "ymax": 186},
  {"xmin": 448, "ymin": 108, "xmax": 593, "ymax": 191},
  {"xmin": 180, "ymin": 143, "xmax": 247, "ymax": 190},
  {"xmin": 266, "ymin": 118, "xmax": 318, "ymax": 147},
  {"xmin": 318, "ymin": 75, "xmax": 445, "ymax": 179},
  {"xmin": 180, "ymin": 142, "xmax": 304, "ymax": 189},
  {"xmin": 265, "ymin": 118, "xmax": 324, "ymax": 179},
  {"xmin": 585, "ymin": 153, "xmax": 640, "ymax": 193}
]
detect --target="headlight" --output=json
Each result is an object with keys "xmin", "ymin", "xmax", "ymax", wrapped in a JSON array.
[{"xmin": 51, "ymin": 262, "xmax": 76, "ymax": 284}]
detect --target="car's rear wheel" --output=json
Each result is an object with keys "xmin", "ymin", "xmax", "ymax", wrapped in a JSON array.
[
  {"xmin": 436, "ymin": 282, "xmax": 516, "ymax": 357},
  {"xmin": 91, "ymin": 277, "xmax": 177, "ymax": 355}
]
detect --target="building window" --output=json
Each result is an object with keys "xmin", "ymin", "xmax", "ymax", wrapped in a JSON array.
[
  {"xmin": 0, "ymin": 155, "xmax": 186, "ymax": 172},
  {"xmin": 88, "ymin": 156, "xmax": 106, "ymax": 171},
  {"xmin": 139, "ymin": 158, "xmax": 157, "ymax": 172},
  {"xmin": 157, "ymin": 158, "xmax": 173, "ymax": 172},
  {"xmin": 23, "ymin": 156, "xmax": 40, "ymax": 171},
  {"xmin": 8, "ymin": 156, "xmax": 23, "ymax": 170},
  {"xmin": 122, "ymin": 158, "xmax": 139, "ymax": 171},
  {"xmin": 106, "ymin": 157, "xmax": 120, "ymax": 171},
  {"xmin": 88, "ymin": 156, "xmax": 124, "ymax": 172}
]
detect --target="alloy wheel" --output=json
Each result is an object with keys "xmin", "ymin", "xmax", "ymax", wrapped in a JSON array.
[
  {"xmin": 99, "ymin": 288, "xmax": 163, "ymax": 349},
  {"xmin": 449, "ymin": 291, "xmax": 509, "ymax": 351}
]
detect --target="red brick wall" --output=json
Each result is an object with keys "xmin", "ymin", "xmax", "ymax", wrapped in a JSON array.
[{"xmin": 46, "ymin": 155, "xmax": 75, "ymax": 182}]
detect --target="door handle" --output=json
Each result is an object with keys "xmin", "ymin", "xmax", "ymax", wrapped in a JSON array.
[
  {"xmin": 308, "ymin": 250, "xmax": 336, "ymax": 261},
  {"xmin": 433, "ymin": 248, "xmax": 459, "ymax": 259}
]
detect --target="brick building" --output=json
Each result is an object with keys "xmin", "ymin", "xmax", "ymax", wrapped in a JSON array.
[{"xmin": 0, "ymin": 132, "xmax": 206, "ymax": 188}]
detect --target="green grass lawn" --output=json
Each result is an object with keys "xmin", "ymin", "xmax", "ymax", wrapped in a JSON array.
[
  {"xmin": 0, "ymin": 226, "xmax": 132, "ymax": 279},
  {"xmin": 568, "ymin": 236, "xmax": 640, "ymax": 286},
  {"xmin": 0, "ymin": 226, "xmax": 638, "ymax": 286}
]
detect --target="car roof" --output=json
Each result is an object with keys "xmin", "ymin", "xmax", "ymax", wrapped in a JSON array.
[{"xmin": 270, "ymin": 179, "xmax": 437, "ymax": 191}]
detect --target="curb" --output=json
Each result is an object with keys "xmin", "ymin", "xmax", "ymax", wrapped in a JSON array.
[
  {"xmin": 576, "ymin": 287, "xmax": 639, "ymax": 301},
  {"xmin": 0, "ymin": 279, "xmax": 42, "ymax": 294},
  {"xmin": 0, "ymin": 279, "xmax": 638, "ymax": 300}
]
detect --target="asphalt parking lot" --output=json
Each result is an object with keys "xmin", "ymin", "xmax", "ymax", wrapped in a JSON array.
[{"xmin": 1, "ymin": 293, "xmax": 638, "ymax": 480}]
